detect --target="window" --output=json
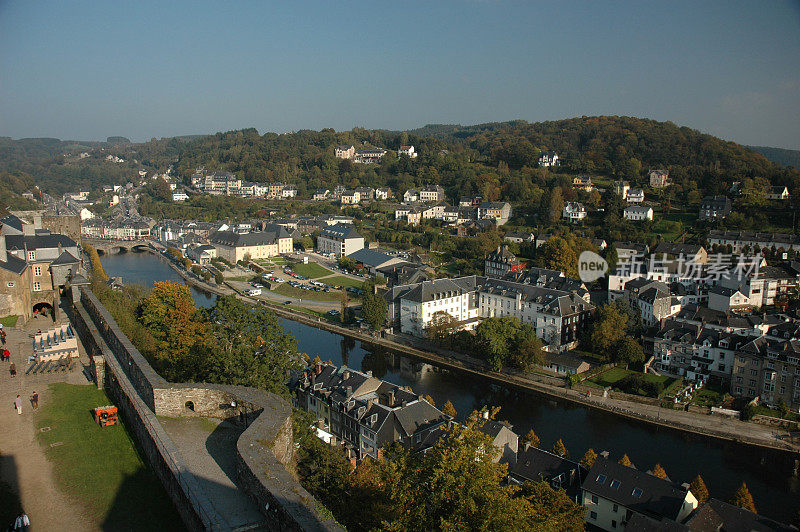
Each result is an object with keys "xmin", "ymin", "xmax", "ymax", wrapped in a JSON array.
[
  {"xmin": 610, "ymin": 480, "xmax": 620, "ymax": 489},
  {"xmin": 5, "ymin": 281, "xmax": 13, "ymax": 288},
  {"xmin": 591, "ymin": 495, "xmax": 598, "ymax": 504},
  {"xmin": 33, "ymin": 266, "xmax": 41, "ymax": 276},
  {"xmin": 612, "ymin": 520, "xmax": 617, "ymax": 529},
  {"xmin": 613, "ymin": 504, "xmax": 618, "ymax": 513},
  {"xmin": 590, "ymin": 511, "xmax": 597, "ymax": 520},
  {"xmin": 33, "ymin": 282, "xmax": 40, "ymax": 291},
  {"xmin": 632, "ymin": 488, "xmax": 643, "ymax": 498},
  {"xmin": 27, "ymin": 251, "xmax": 35, "ymax": 261},
  {"xmin": 751, "ymin": 369, "xmax": 758, "ymax": 376},
  {"xmin": 735, "ymin": 386, "xmax": 742, "ymax": 393}
]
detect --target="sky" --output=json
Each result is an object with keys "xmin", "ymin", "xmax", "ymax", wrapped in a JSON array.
[{"xmin": 1, "ymin": 1, "xmax": 799, "ymax": 148}]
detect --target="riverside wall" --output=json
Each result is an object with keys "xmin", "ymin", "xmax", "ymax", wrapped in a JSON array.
[{"xmin": 69, "ymin": 285, "xmax": 342, "ymax": 532}]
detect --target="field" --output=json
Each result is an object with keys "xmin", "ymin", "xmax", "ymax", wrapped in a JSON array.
[
  {"xmin": 323, "ymin": 275, "xmax": 365, "ymax": 289},
  {"xmin": 36, "ymin": 383, "xmax": 183, "ymax": 530},
  {"xmin": 290, "ymin": 261, "xmax": 334, "ymax": 279},
  {"xmin": 0, "ymin": 315, "xmax": 19, "ymax": 327},
  {"xmin": 272, "ymin": 283, "xmax": 343, "ymax": 301}
]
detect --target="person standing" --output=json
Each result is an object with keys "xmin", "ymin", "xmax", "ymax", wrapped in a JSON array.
[
  {"xmin": 14, "ymin": 511, "xmax": 29, "ymax": 531},
  {"xmin": 9, "ymin": 362, "xmax": 16, "ymax": 377},
  {"xmin": 31, "ymin": 391, "xmax": 38, "ymax": 410},
  {"xmin": 1, "ymin": 328, "xmax": 7, "ymax": 344},
  {"xmin": 14, "ymin": 394, "xmax": 22, "ymax": 415}
]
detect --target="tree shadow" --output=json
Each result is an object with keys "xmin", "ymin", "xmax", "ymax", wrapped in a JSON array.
[
  {"xmin": 101, "ymin": 467, "xmax": 188, "ymax": 532},
  {"xmin": 0, "ymin": 453, "xmax": 22, "ymax": 528}
]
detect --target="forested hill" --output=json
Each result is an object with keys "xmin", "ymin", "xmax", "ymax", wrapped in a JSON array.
[
  {"xmin": 748, "ymin": 145, "xmax": 800, "ymax": 169},
  {"xmin": 1, "ymin": 117, "xmax": 799, "ymax": 201}
]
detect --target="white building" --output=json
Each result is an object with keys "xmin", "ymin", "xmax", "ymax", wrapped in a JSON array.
[
  {"xmin": 623, "ymin": 206, "xmax": 654, "ymax": 221},
  {"xmin": 403, "ymin": 189, "xmax": 419, "ymax": 203},
  {"xmin": 172, "ymin": 192, "xmax": 189, "ymax": 202},
  {"xmin": 562, "ymin": 202, "xmax": 587, "ymax": 221},
  {"xmin": 375, "ymin": 187, "xmax": 391, "ymax": 200},
  {"xmin": 626, "ymin": 189, "xmax": 645, "ymax": 203},
  {"xmin": 398, "ymin": 145, "xmax": 418, "ymax": 158},
  {"xmin": 317, "ymin": 224, "xmax": 364, "ymax": 257},
  {"xmin": 538, "ymin": 151, "xmax": 559, "ymax": 167}
]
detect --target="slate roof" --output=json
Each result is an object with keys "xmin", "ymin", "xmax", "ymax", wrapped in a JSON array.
[
  {"xmin": 5, "ymin": 233, "xmax": 78, "ymax": 252},
  {"xmin": 348, "ymin": 248, "xmax": 397, "ymax": 268},
  {"xmin": 686, "ymin": 498, "xmax": 794, "ymax": 532},
  {"xmin": 320, "ymin": 224, "xmax": 362, "ymax": 240},
  {"xmin": 511, "ymin": 446, "xmax": 584, "ymax": 486},
  {"xmin": 210, "ymin": 228, "xmax": 290, "ymax": 247},
  {"xmin": 401, "ymin": 277, "xmax": 479, "ymax": 303},
  {"xmin": 0, "ymin": 254, "xmax": 27, "ymax": 274},
  {"xmin": 582, "ymin": 458, "xmax": 692, "ymax": 522},
  {"xmin": 51, "ymin": 250, "xmax": 80, "ymax": 265}
]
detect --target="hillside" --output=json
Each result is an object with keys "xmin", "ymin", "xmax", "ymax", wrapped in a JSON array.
[{"xmin": 748, "ymin": 146, "xmax": 800, "ymax": 169}]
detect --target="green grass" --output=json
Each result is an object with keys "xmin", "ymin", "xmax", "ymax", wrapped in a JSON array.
[
  {"xmin": 752, "ymin": 404, "xmax": 800, "ymax": 422},
  {"xmin": 589, "ymin": 367, "xmax": 676, "ymax": 397},
  {"xmin": 323, "ymin": 275, "xmax": 364, "ymax": 289},
  {"xmin": 0, "ymin": 315, "xmax": 18, "ymax": 327},
  {"xmin": 691, "ymin": 383, "xmax": 727, "ymax": 407},
  {"xmin": 290, "ymin": 262, "xmax": 334, "ymax": 279},
  {"xmin": 36, "ymin": 383, "xmax": 184, "ymax": 530},
  {"xmin": 272, "ymin": 283, "xmax": 343, "ymax": 301}
]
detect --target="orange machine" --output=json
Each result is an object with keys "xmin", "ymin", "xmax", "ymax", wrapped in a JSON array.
[{"xmin": 93, "ymin": 405, "xmax": 119, "ymax": 427}]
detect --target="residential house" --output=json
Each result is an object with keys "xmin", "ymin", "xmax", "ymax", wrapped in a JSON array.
[
  {"xmin": 172, "ymin": 192, "xmax": 189, "ymax": 202},
  {"xmin": 210, "ymin": 226, "xmax": 293, "ymax": 262},
  {"xmin": 347, "ymin": 248, "xmax": 404, "ymax": 275},
  {"xmin": 383, "ymin": 277, "xmax": 482, "ymax": 336},
  {"xmin": 354, "ymin": 149, "xmax": 387, "ymax": 164},
  {"xmin": 573, "ymin": 176, "xmax": 594, "ymax": 191},
  {"xmin": 626, "ymin": 189, "xmax": 645, "ymax": 203},
  {"xmin": 538, "ymin": 151, "xmax": 559, "ymax": 167},
  {"xmin": 478, "ymin": 202, "xmax": 512, "ymax": 225},
  {"xmin": 281, "ymin": 185, "xmax": 298, "ymax": 198},
  {"xmin": 186, "ymin": 244, "xmax": 216, "ymax": 265},
  {"xmin": 340, "ymin": 190, "xmax": 361, "ymax": 205},
  {"xmin": 510, "ymin": 446, "xmax": 585, "ymax": 499},
  {"xmin": 706, "ymin": 230, "xmax": 800, "ymax": 253},
  {"xmin": 317, "ymin": 224, "xmax": 364, "ymax": 257},
  {"xmin": 421, "ymin": 204, "xmax": 446, "ymax": 220},
  {"xmin": 504, "ymin": 231, "xmax": 535, "ymax": 244},
  {"xmin": 563, "ymin": 202, "xmax": 587, "ymax": 222},
  {"xmin": 686, "ymin": 498, "xmax": 795, "ymax": 531},
  {"xmin": 649, "ymin": 169, "xmax": 670, "ymax": 188},
  {"xmin": 334, "ymin": 145, "xmax": 356, "ymax": 159},
  {"xmin": 474, "ymin": 413, "xmax": 519, "ymax": 465},
  {"xmin": 545, "ymin": 352, "xmax": 591, "ymax": 375},
  {"xmin": 375, "ymin": 187, "xmax": 392, "ymax": 200},
  {"xmin": 614, "ymin": 181, "xmax": 631, "ymax": 200},
  {"xmin": 699, "ymin": 196, "xmax": 732, "ymax": 220},
  {"xmin": 406, "ymin": 208, "xmax": 422, "ymax": 226},
  {"xmin": 484, "ymin": 245, "xmax": 524, "ymax": 278},
  {"xmin": 767, "ymin": 186, "xmax": 791, "ymax": 201},
  {"xmin": 624, "ymin": 206, "xmax": 654, "ymax": 221},
  {"xmin": 637, "ymin": 287, "xmax": 680, "ymax": 326},
  {"xmin": 313, "ymin": 188, "xmax": 330, "ymax": 201},
  {"xmin": 403, "ymin": 189, "xmax": 419, "ymax": 203},
  {"xmin": 442, "ymin": 205, "xmax": 460, "ymax": 224},
  {"xmin": 398, "ymin": 145, "xmax": 418, "ymax": 158},
  {"xmin": 581, "ymin": 458, "xmax": 698, "ymax": 532},
  {"xmin": 731, "ymin": 334, "xmax": 800, "ymax": 410},
  {"xmin": 355, "ymin": 187, "xmax": 374, "ymax": 202},
  {"xmin": 419, "ymin": 185, "xmax": 446, "ymax": 203}
]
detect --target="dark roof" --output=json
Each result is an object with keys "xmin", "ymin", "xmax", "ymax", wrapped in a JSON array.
[
  {"xmin": 626, "ymin": 513, "xmax": 689, "ymax": 531},
  {"xmin": 348, "ymin": 248, "xmax": 398, "ymax": 267},
  {"xmin": 5, "ymin": 233, "xmax": 77, "ymax": 252},
  {"xmin": 0, "ymin": 254, "xmax": 27, "ymax": 274},
  {"xmin": 320, "ymin": 224, "xmax": 362, "ymax": 240},
  {"xmin": 582, "ymin": 458, "xmax": 692, "ymax": 521},
  {"xmin": 51, "ymin": 250, "xmax": 80, "ymax": 265},
  {"xmin": 511, "ymin": 446, "xmax": 583, "ymax": 485},
  {"xmin": 686, "ymin": 498, "xmax": 794, "ymax": 532},
  {"xmin": 476, "ymin": 418, "xmax": 515, "ymax": 440},
  {"xmin": 209, "ymin": 229, "xmax": 290, "ymax": 247}
]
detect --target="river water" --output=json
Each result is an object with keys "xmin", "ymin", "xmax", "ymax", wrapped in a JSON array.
[{"xmin": 101, "ymin": 251, "xmax": 799, "ymax": 522}]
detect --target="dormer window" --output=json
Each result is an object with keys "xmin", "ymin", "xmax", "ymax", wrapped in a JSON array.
[{"xmin": 28, "ymin": 251, "xmax": 35, "ymax": 261}]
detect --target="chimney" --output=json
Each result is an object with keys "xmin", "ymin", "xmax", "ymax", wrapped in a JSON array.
[
  {"xmin": 315, "ymin": 364, "xmax": 322, "ymax": 375},
  {"xmin": 482, "ymin": 410, "xmax": 489, "ymax": 420},
  {"xmin": 599, "ymin": 450, "xmax": 610, "ymax": 459},
  {"xmin": 343, "ymin": 370, "xmax": 350, "ymax": 380},
  {"xmin": 346, "ymin": 386, "xmax": 352, "ymax": 397},
  {"xmin": 389, "ymin": 390, "xmax": 396, "ymax": 407},
  {"xmin": 0, "ymin": 235, "xmax": 6, "ymax": 261},
  {"xmin": 681, "ymin": 482, "xmax": 691, "ymax": 491}
]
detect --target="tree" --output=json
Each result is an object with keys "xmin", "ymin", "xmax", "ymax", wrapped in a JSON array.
[
  {"xmin": 651, "ymin": 463, "xmax": 667, "ymax": 479},
  {"xmin": 618, "ymin": 454, "xmax": 632, "ymax": 467},
  {"xmin": 442, "ymin": 400, "xmax": 457, "ymax": 419},
  {"xmin": 423, "ymin": 395, "xmax": 435, "ymax": 407},
  {"xmin": 214, "ymin": 272, "xmax": 224, "ymax": 285},
  {"xmin": 689, "ymin": 475, "xmax": 709, "ymax": 503},
  {"xmin": 590, "ymin": 304, "xmax": 628, "ymax": 360},
  {"xmin": 540, "ymin": 237, "xmax": 578, "ymax": 278},
  {"xmin": 84, "ymin": 244, "xmax": 109, "ymax": 282},
  {"xmin": 522, "ymin": 429, "xmax": 540, "ymax": 448},
  {"xmin": 517, "ymin": 481, "xmax": 587, "ymax": 531},
  {"xmin": 547, "ymin": 187, "xmax": 564, "ymax": 223},
  {"xmin": 604, "ymin": 243, "xmax": 619, "ymax": 272},
  {"xmin": 152, "ymin": 177, "xmax": 172, "ymax": 201},
  {"xmin": 551, "ymin": 438, "xmax": 569, "ymax": 458},
  {"xmin": 426, "ymin": 311, "xmax": 459, "ymax": 346},
  {"xmin": 510, "ymin": 325, "xmax": 547, "ymax": 371},
  {"xmin": 580, "ymin": 448, "xmax": 598, "ymax": 469},
  {"xmin": 362, "ymin": 291, "xmax": 387, "ymax": 331},
  {"xmin": 729, "ymin": 482, "xmax": 757, "ymax": 514},
  {"xmin": 616, "ymin": 337, "xmax": 645, "ymax": 368}
]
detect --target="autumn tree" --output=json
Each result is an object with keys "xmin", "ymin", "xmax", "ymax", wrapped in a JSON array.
[
  {"xmin": 689, "ymin": 475, "xmax": 709, "ymax": 503},
  {"xmin": 618, "ymin": 454, "xmax": 632, "ymax": 467},
  {"xmin": 580, "ymin": 448, "xmax": 598, "ymax": 469},
  {"xmin": 517, "ymin": 481, "xmax": 587, "ymax": 531},
  {"xmin": 551, "ymin": 439, "xmax": 569, "ymax": 458},
  {"xmin": 522, "ymin": 429, "xmax": 540, "ymax": 448},
  {"xmin": 651, "ymin": 463, "xmax": 667, "ymax": 479},
  {"xmin": 729, "ymin": 482, "xmax": 757, "ymax": 514},
  {"xmin": 423, "ymin": 395, "xmax": 436, "ymax": 407},
  {"xmin": 85, "ymin": 244, "xmax": 109, "ymax": 282},
  {"xmin": 426, "ymin": 311, "xmax": 459, "ymax": 346},
  {"xmin": 442, "ymin": 400, "xmax": 457, "ymax": 419},
  {"xmin": 590, "ymin": 303, "xmax": 628, "ymax": 361}
]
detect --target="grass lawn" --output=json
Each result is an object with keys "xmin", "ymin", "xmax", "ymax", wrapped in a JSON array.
[
  {"xmin": 691, "ymin": 383, "xmax": 727, "ymax": 407},
  {"xmin": 272, "ymin": 283, "xmax": 343, "ymax": 301},
  {"xmin": 323, "ymin": 275, "xmax": 364, "ymax": 289},
  {"xmin": 290, "ymin": 262, "xmax": 334, "ymax": 279},
  {"xmin": 0, "ymin": 315, "xmax": 19, "ymax": 327},
  {"xmin": 36, "ymin": 383, "xmax": 184, "ymax": 530},
  {"xmin": 589, "ymin": 367, "xmax": 676, "ymax": 397}
]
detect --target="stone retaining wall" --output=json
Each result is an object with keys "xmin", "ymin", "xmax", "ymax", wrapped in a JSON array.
[{"xmin": 70, "ymin": 285, "xmax": 342, "ymax": 531}]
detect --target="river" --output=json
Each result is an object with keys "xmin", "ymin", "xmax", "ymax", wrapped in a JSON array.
[{"xmin": 101, "ymin": 250, "xmax": 799, "ymax": 522}]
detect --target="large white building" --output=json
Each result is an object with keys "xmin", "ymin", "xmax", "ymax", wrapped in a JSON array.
[
  {"xmin": 623, "ymin": 206, "xmax": 654, "ymax": 221},
  {"xmin": 209, "ymin": 225, "xmax": 293, "ymax": 262},
  {"xmin": 317, "ymin": 224, "xmax": 364, "ymax": 257},
  {"xmin": 563, "ymin": 202, "xmax": 587, "ymax": 221}
]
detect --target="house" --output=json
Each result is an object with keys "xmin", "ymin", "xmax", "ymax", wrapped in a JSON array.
[
  {"xmin": 766, "ymin": 186, "xmax": 791, "ymax": 201},
  {"xmin": 626, "ymin": 189, "xmax": 645, "ymax": 203},
  {"xmin": 563, "ymin": 202, "xmax": 587, "ymax": 221},
  {"xmin": 419, "ymin": 185, "xmax": 446, "ymax": 203},
  {"xmin": 539, "ymin": 151, "xmax": 559, "ymax": 167},
  {"xmin": 442, "ymin": 205, "xmax": 460, "ymax": 224},
  {"xmin": 340, "ymin": 190, "xmax": 361, "ymax": 205},
  {"xmin": 172, "ymin": 192, "xmax": 189, "ymax": 202},
  {"xmin": 699, "ymin": 196, "xmax": 732, "ymax": 220},
  {"xmin": 354, "ymin": 149, "xmax": 387, "ymax": 164},
  {"xmin": 459, "ymin": 196, "xmax": 481, "ymax": 207},
  {"xmin": 398, "ymin": 145, "xmax": 418, "ymax": 158},
  {"xmin": 0, "ymin": 213, "xmax": 83, "ymax": 322},
  {"xmin": 573, "ymin": 176, "xmax": 594, "ymax": 191},
  {"xmin": 686, "ymin": 498, "xmax": 795, "ymax": 531},
  {"xmin": 474, "ymin": 413, "xmax": 519, "ymax": 465},
  {"xmin": 545, "ymin": 352, "xmax": 591, "ymax": 375},
  {"xmin": 347, "ymin": 248, "xmax": 404, "ymax": 275},
  {"xmin": 210, "ymin": 226, "xmax": 293, "ymax": 262},
  {"xmin": 484, "ymin": 245, "xmax": 524, "ymax": 278},
  {"xmin": 406, "ymin": 209, "xmax": 422, "ymax": 227},
  {"xmin": 313, "ymin": 188, "xmax": 330, "ymax": 201},
  {"xmin": 334, "ymin": 145, "xmax": 356, "ymax": 159},
  {"xmin": 624, "ymin": 206, "xmax": 654, "ymax": 221},
  {"xmin": 281, "ymin": 185, "xmax": 298, "ymax": 198},
  {"xmin": 504, "ymin": 231, "xmax": 535, "ymax": 244},
  {"xmin": 403, "ymin": 189, "xmax": 419, "ymax": 203},
  {"xmin": 375, "ymin": 187, "xmax": 392, "ymax": 200},
  {"xmin": 581, "ymin": 458, "xmax": 698, "ymax": 532},
  {"xmin": 185, "ymin": 244, "xmax": 216, "ymax": 266},
  {"xmin": 354, "ymin": 187, "xmax": 374, "ymax": 202},
  {"xmin": 731, "ymin": 335, "xmax": 800, "ymax": 410},
  {"xmin": 706, "ymin": 230, "xmax": 800, "ymax": 253},
  {"xmin": 510, "ymin": 446, "xmax": 585, "ymax": 498},
  {"xmin": 637, "ymin": 287, "xmax": 680, "ymax": 326},
  {"xmin": 477, "ymin": 202, "xmax": 512, "ymax": 225},
  {"xmin": 421, "ymin": 204, "xmax": 446, "ymax": 220},
  {"xmin": 707, "ymin": 286, "xmax": 752, "ymax": 312},
  {"xmin": 317, "ymin": 224, "xmax": 364, "ymax": 257},
  {"xmin": 614, "ymin": 181, "xmax": 630, "ymax": 199},
  {"xmin": 293, "ymin": 363, "xmax": 450, "ymax": 460},
  {"xmin": 649, "ymin": 169, "xmax": 670, "ymax": 188}
]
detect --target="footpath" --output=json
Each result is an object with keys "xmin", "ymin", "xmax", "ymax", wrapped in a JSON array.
[{"xmin": 0, "ymin": 314, "xmax": 93, "ymax": 531}]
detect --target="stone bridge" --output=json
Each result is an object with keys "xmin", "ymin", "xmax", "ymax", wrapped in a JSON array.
[{"xmin": 82, "ymin": 238, "xmax": 153, "ymax": 255}]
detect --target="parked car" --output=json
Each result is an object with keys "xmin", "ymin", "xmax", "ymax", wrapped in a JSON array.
[
  {"xmin": 283, "ymin": 300, "xmax": 292, "ymax": 305},
  {"xmin": 327, "ymin": 309, "xmax": 340, "ymax": 316},
  {"xmin": 245, "ymin": 288, "xmax": 262, "ymax": 296}
]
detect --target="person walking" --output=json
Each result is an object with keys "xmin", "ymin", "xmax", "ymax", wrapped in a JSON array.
[
  {"xmin": 9, "ymin": 362, "xmax": 16, "ymax": 377},
  {"xmin": 31, "ymin": 391, "xmax": 38, "ymax": 410},
  {"xmin": 13, "ymin": 511, "xmax": 29, "ymax": 531},
  {"xmin": 14, "ymin": 394, "xmax": 22, "ymax": 415},
  {"xmin": 1, "ymin": 328, "xmax": 7, "ymax": 345}
]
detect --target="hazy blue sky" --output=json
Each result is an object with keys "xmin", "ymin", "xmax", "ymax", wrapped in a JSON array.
[{"xmin": 1, "ymin": 1, "xmax": 799, "ymax": 147}]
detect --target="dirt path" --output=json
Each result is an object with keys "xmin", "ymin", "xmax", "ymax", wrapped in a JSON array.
[{"xmin": 0, "ymin": 320, "xmax": 96, "ymax": 531}]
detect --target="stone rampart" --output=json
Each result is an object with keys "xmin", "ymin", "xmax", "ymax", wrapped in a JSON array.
[{"xmin": 71, "ymin": 285, "xmax": 342, "ymax": 531}]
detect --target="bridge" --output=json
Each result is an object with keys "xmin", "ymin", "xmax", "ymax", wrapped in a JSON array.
[{"xmin": 82, "ymin": 238, "xmax": 153, "ymax": 255}]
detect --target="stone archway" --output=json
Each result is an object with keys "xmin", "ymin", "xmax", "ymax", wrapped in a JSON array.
[{"xmin": 31, "ymin": 294, "xmax": 58, "ymax": 322}]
